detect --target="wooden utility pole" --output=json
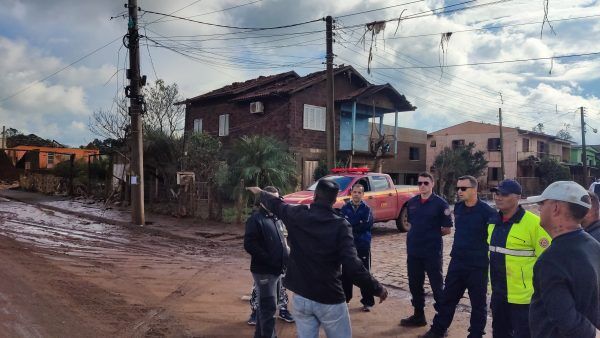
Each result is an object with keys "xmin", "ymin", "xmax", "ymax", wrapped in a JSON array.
[
  {"xmin": 127, "ymin": 0, "xmax": 145, "ymax": 225},
  {"xmin": 581, "ymin": 106, "xmax": 588, "ymax": 187},
  {"xmin": 499, "ymin": 108, "xmax": 505, "ymax": 179},
  {"xmin": 325, "ymin": 16, "xmax": 335, "ymax": 169}
]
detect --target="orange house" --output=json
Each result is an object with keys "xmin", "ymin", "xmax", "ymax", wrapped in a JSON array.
[{"xmin": 4, "ymin": 146, "xmax": 100, "ymax": 169}]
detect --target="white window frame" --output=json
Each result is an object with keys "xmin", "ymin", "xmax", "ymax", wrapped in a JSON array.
[
  {"xmin": 47, "ymin": 152, "xmax": 55, "ymax": 165},
  {"xmin": 193, "ymin": 118, "xmax": 202, "ymax": 133},
  {"xmin": 219, "ymin": 114, "xmax": 229, "ymax": 136},
  {"xmin": 303, "ymin": 104, "xmax": 326, "ymax": 131}
]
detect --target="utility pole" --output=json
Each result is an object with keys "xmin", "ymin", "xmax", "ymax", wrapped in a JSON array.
[
  {"xmin": 581, "ymin": 106, "xmax": 588, "ymax": 187},
  {"xmin": 325, "ymin": 16, "xmax": 336, "ymax": 169},
  {"xmin": 498, "ymin": 108, "xmax": 505, "ymax": 180},
  {"xmin": 126, "ymin": 0, "xmax": 145, "ymax": 225}
]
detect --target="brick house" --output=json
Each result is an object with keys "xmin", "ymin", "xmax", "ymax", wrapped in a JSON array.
[
  {"xmin": 426, "ymin": 121, "xmax": 572, "ymax": 195},
  {"xmin": 180, "ymin": 65, "xmax": 416, "ymax": 188}
]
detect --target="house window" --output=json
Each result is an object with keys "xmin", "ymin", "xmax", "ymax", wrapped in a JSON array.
[
  {"xmin": 430, "ymin": 140, "xmax": 436, "ymax": 147},
  {"xmin": 522, "ymin": 138, "xmax": 530, "ymax": 152},
  {"xmin": 47, "ymin": 152, "xmax": 54, "ymax": 165},
  {"xmin": 369, "ymin": 175, "xmax": 390, "ymax": 191},
  {"xmin": 537, "ymin": 141, "xmax": 547, "ymax": 154},
  {"xmin": 218, "ymin": 114, "xmax": 229, "ymax": 136},
  {"xmin": 409, "ymin": 147, "xmax": 420, "ymax": 160},
  {"xmin": 452, "ymin": 139, "xmax": 465, "ymax": 149},
  {"xmin": 303, "ymin": 104, "xmax": 326, "ymax": 131},
  {"xmin": 193, "ymin": 118, "xmax": 202, "ymax": 133},
  {"xmin": 488, "ymin": 138, "xmax": 501, "ymax": 151},
  {"xmin": 488, "ymin": 167, "xmax": 500, "ymax": 181}
]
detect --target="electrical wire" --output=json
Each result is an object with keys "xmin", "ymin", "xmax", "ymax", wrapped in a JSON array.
[{"xmin": 140, "ymin": 9, "xmax": 323, "ymax": 31}]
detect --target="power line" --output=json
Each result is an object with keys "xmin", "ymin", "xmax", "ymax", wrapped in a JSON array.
[
  {"xmin": 334, "ymin": 27, "xmax": 561, "ymax": 112},
  {"xmin": 338, "ymin": 13, "xmax": 600, "ymax": 41},
  {"xmin": 336, "ymin": 0, "xmax": 426, "ymax": 19},
  {"xmin": 367, "ymin": 51, "xmax": 600, "ymax": 69},
  {"xmin": 0, "ymin": 36, "xmax": 122, "ymax": 103},
  {"xmin": 339, "ymin": 0, "xmax": 514, "ymax": 29},
  {"xmin": 146, "ymin": 0, "xmax": 263, "ymax": 25},
  {"xmin": 140, "ymin": 9, "xmax": 323, "ymax": 31},
  {"xmin": 144, "ymin": 0, "xmax": 204, "ymax": 26}
]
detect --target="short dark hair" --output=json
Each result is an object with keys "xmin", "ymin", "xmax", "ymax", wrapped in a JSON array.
[
  {"xmin": 264, "ymin": 186, "xmax": 279, "ymax": 194},
  {"xmin": 254, "ymin": 186, "xmax": 279, "ymax": 207},
  {"xmin": 314, "ymin": 179, "xmax": 340, "ymax": 206},
  {"xmin": 458, "ymin": 175, "xmax": 478, "ymax": 187},
  {"xmin": 351, "ymin": 183, "xmax": 364, "ymax": 191},
  {"xmin": 418, "ymin": 172, "xmax": 434, "ymax": 181},
  {"xmin": 565, "ymin": 202, "xmax": 590, "ymax": 221}
]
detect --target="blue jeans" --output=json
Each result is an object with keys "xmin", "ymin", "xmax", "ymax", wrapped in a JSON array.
[
  {"xmin": 252, "ymin": 273, "xmax": 280, "ymax": 338},
  {"xmin": 292, "ymin": 294, "xmax": 352, "ymax": 338}
]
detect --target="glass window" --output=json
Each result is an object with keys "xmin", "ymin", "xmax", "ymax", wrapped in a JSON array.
[
  {"xmin": 370, "ymin": 175, "xmax": 390, "ymax": 191},
  {"xmin": 303, "ymin": 104, "xmax": 326, "ymax": 131},
  {"xmin": 409, "ymin": 147, "xmax": 420, "ymax": 160},
  {"xmin": 219, "ymin": 114, "xmax": 229, "ymax": 136},
  {"xmin": 307, "ymin": 175, "xmax": 353, "ymax": 192}
]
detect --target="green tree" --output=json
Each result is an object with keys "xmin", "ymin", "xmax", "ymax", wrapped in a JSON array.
[
  {"xmin": 536, "ymin": 157, "xmax": 571, "ymax": 187},
  {"xmin": 556, "ymin": 127, "xmax": 573, "ymax": 141},
  {"xmin": 433, "ymin": 143, "xmax": 488, "ymax": 199},
  {"xmin": 532, "ymin": 123, "xmax": 545, "ymax": 133},
  {"xmin": 186, "ymin": 132, "xmax": 223, "ymax": 220},
  {"xmin": 229, "ymin": 135, "xmax": 297, "ymax": 193}
]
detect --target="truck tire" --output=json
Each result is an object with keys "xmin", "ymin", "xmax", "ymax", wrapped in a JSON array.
[{"xmin": 396, "ymin": 207, "xmax": 410, "ymax": 232}]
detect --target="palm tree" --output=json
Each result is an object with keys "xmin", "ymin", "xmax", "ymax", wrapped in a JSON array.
[{"xmin": 230, "ymin": 135, "xmax": 297, "ymax": 192}]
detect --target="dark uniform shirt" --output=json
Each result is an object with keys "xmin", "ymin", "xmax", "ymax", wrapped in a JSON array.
[
  {"xmin": 585, "ymin": 220, "xmax": 600, "ymax": 243},
  {"xmin": 530, "ymin": 229, "xmax": 600, "ymax": 338},
  {"xmin": 451, "ymin": 199, "xmax": 497, "ymax": 268},
  {"xmin": 406, "ymin": 194, "xmax": 453, "ymax": 258},
  {"xmin": 340, "ymin": 200, "xmax": 373, "ymax": 251}
]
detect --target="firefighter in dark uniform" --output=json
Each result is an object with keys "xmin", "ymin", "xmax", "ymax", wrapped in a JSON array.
[
  {"xmin": 340, "ymin": 183, "xmax": 375, "ymax": 312},
  {"xmin": 420, "ymin": 175, "xmax": 497, "ymax": 338},
  {"xmin": 400, "ymin": 172, "xmax": 453, "ymax": 327},
  {"xmin": 487, "ymin": 179, "xmax": 551, "ymax": 338}
]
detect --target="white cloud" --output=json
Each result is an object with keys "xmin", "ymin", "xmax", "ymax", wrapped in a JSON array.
[{"xmin": 0, "ymin": 0, "xmax": 599, "ymax": 145}]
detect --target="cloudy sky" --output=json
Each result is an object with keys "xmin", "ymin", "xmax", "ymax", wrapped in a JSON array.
[{"xmin": 1, "ymin": 0, "xmax": 599, "ymax": 147}]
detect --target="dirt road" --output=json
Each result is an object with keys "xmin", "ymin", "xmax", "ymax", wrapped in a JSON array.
[{"xmin": 0, "ymin": 197, "xmax": 481, "ymax": 337}]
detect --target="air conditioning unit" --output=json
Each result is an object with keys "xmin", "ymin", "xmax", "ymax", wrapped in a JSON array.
[{"xmin": 250, "ymin": 101, "xmax": 264, "ymax": 114}]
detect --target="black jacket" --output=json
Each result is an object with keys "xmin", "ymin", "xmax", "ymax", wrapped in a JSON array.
[
  {"xmin": 259, "ymin": 192, "xmax": 383, "ymax": 304},
  {"xmin": 530, "ymin": 229, "xmax": 600, "ymax": 338},
  {"xmin": 244, "ymin": 208, "xmax": 289, "ymax": 275},
  {"xmin": 586, "ymin": 220, "xmax": 600, "ymax": 243}
]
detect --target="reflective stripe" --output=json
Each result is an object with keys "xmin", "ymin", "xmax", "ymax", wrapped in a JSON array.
[{"xmin": 489, "ymin": 245, "xmax": 535, "ymax": 257}]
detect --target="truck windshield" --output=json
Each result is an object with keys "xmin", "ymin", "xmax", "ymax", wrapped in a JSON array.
[{"xmin": 307, "ymin": 176, "xmax": 353, "ymax": 192}]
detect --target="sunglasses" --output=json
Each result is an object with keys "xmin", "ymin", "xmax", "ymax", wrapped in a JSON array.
[
  {"xmin": 417, "ymin": 181, "xmax": 430, "ymax": 186},
  {"xmin": 456, "ymin": 187, "xmax": 473, "ymax": 191}
]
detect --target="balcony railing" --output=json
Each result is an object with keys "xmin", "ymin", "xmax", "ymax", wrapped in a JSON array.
[{"xmin": 517, "ymin": 151, "xmax": 561, "ymax": 162}]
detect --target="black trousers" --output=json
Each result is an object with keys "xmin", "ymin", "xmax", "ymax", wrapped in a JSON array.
[
  {"xmin": 342, "ymin": 246, "xmax": 375, "ymax": 307},
  {"xmin": 431, "ymin": 260, "xmax": 488, "ymax": 338},
  {"xmin": 407, "ymin": 254, "xmax": 444, "ymax": 311},
  {"xmin": 490, "ymin": 294, "xmax": 530, "ymax": 338}
]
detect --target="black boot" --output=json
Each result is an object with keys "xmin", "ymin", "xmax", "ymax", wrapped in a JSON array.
[
  {"xmin": 400, "ymin": 309, "xmax": 427, "ymax": 327},
  {"xmin": 418, "ymin": 329, "xmax": 444, "ymax": 338}
]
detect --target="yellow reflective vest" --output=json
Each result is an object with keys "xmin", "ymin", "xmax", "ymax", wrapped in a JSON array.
[{"xmin": 487, "ymin": 207, "xmax": 551, "ymax": 304}]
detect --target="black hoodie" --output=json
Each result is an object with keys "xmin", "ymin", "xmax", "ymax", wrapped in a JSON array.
[
  {"xmin": 259, "ymin": 192, "xmax": 382, "ymax": 304},
  {"xmin": 244, "ymin": 208, "xmax": 289, "ymax": 275}
]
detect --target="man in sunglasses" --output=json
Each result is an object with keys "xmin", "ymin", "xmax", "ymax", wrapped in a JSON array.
[
  {"xmin": 421, "ymin": 175, "xmax": 497, "ymax": 338},
  {"xmin": 487, "ymin": 179, "xmax": 551, "ymax": 338},
  {"xmin": 400, "ymin": 172, "xmax": 453, "ymax": 327}
]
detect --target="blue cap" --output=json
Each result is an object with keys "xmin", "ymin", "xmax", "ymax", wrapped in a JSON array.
[{"xmin": 491, "ymin": 179, "xmax": 522, "ymax": 195}]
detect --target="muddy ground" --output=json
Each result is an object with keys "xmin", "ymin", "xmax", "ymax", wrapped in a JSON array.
[{"xmin": 0, "ymin": 196, "xmax": 488, "ymax": 337}]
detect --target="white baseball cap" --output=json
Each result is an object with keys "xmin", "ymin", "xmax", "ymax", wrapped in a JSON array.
[{"xmin": 527, "ymin": 181, "xmax": 592, "ymax": 209}]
